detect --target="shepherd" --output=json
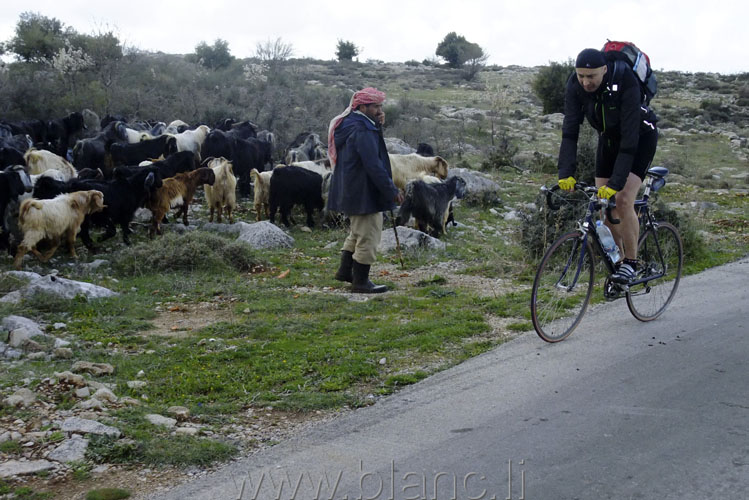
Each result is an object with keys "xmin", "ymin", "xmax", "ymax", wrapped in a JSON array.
[{"xmin": 327, "ymin": 87, "xmax": 404, "ymax": 293}]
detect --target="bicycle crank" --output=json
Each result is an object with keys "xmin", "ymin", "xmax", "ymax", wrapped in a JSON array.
[{"xmin": 604, "ymin": 277, "xmax": 625, "ymax": 300}]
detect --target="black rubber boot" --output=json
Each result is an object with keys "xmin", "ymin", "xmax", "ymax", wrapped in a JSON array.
[
  {"xmin": 351, "ymin": 260, "xmax": 387, "ymax": 293},
  {"xmin": 334, "ymin": 250, "xmax": 353, "ymax": 282}
]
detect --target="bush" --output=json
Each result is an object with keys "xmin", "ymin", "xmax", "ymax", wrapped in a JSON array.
[
  {"xmin": 111, "ymin": 231, "xmax": 263, "ymax": 276},
  {"xmin": 518, "ymin": 188, "xmax": 589, "ymax": 260},
  {"xmin": 532, "ymin": 60, "xmax": 574, "ymax": 114}
]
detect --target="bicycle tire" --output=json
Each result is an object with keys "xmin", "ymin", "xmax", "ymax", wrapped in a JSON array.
[
  {"xmin": 626, "ymin": 222, "xmax": 683, "ymax": 321},
  {"xmin": 531, "ymin": 231, "xmax": 595, "ymax": 342}
]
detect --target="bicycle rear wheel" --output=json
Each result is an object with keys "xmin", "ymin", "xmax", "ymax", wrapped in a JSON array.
[
  {"xmin": 626, "ymin": 222, "xmax": 683, "ymax": 321},
  {"xmin": 531, "ymin": 231, "xmax": 595, "ymax": 342}
]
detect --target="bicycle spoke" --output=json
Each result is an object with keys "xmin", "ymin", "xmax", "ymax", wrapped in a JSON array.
[
  {"xmin": 626, "ymin": 222, "xmax": 683, "ymax": 321},
  {"xmin": 531, "ymin": 232, "xmax": 594, "ymax": 342}
]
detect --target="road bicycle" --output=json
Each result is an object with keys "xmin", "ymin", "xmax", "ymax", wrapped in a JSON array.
[{"xmin": 530, "ymin": 166, "xmax": 683, "ymax": 343}]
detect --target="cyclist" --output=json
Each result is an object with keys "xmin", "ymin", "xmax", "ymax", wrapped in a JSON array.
[{"xmin": 557, "ymin": 48, "xmax": 658, "ymax": 284}]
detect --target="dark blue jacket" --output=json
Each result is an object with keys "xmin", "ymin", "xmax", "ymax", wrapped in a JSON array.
[{"xmin": 327, "ymin": 112, "xmax": 398, "ymax": 215}]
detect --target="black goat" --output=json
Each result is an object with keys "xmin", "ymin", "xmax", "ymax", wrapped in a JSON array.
[
  {"xmin": 109, "ymin": 135, "xmax": 178, "ymax": 166},
  {"xmin": 0, "ymin": 165, "xmax": 33, "ymax": 253},
  {"xmin": 397, "ymin": 176, "xmax": 466, "ymax": 238},
  {"xmin": 72, "ymin": 121, "xmax": 128, "ymax": 174},
  {"xmin": 269, "ymin": 165, "xmax": 323, "ymax": 228}
]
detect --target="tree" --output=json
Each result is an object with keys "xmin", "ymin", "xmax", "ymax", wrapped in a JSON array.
[
  {"xmin": 255, "ymin": 37, "xmax": 293, "ymax": 64},
  {"xmin": 531, "ymin": 59, "xmax": 575, "ymax": 114},
  {"xmin": 194, "ymin": 39, "xmax": 234, "ymax": 70},
  {"xmin": 6, "ymin": 12, "xmax": 68, "ymax": 63},
  {"xmin": 435, "ymin": 32, "xmax": 486, "ymax": 70},
  {"xmin": 336, "ymin": 40, "xmax": 359, "ymax": 62}
]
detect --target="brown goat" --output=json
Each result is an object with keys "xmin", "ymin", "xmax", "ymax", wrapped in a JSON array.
[{"xmin": 147, "ymin": 167, "xmax": 215, "ymax": 236}]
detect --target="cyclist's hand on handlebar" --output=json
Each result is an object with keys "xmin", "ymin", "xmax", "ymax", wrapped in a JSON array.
[
  {"xmin": 558, "ymin": 176, "xmax": 576, "ymax": 192},
  {"xmin": 597, "ymin": 185, "xmax": 618, "ymax": 200}
]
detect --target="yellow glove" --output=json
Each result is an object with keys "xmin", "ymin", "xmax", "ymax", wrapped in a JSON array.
[
  {"xmin": 597, "ymin": 185, "xmax": 618, "ymax": 200},
  {"xmin": 558, "ymin": 176, "xmax": 576, "ymax": 191}
]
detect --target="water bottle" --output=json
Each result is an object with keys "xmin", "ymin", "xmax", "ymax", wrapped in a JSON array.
[{"xmin": 596, "ymin": 220, "xmax": 621, "ymax": 263}]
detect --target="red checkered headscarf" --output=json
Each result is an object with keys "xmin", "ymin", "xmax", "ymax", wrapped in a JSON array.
[{"xmin": 327, "ymin": 87, "xmax": 386, "ymax": 168}]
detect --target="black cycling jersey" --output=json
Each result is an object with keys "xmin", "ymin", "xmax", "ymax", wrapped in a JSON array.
[{"xmin": 558, "ymin": 61, "xmax": 658, "ymax": 191}]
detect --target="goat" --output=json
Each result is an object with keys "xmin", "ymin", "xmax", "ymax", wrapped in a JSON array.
[
  {"xmin": 0, "ymin": 165, "xmax": 34, "ymax": 253},
  {"xmin": 250, "ymin": 168, "xmax": 273, "ymax": 221},
  {"xmin": 388, "ymin": 154, "xmax": 449, "ymax": 191},
  {"xmin": 109, "ymin": 135, "xmax": 178, "ymax": 166},
  {"xmin": 396, "ymin": 176, "xmax": 466, "ymax": 238},
  {"xmin": 146, "ymin": 167, "xmax": 215, "ymax": 236},
  {"xmin": 172, "ymin": 125, "xmax": 211, "ymax": 159},
  {"xmin": 24, "ymin": 149, "xmax": 77, "ymax": 181},
  {"xmin": 32, "ymin": 169, "xmax": 162, "ymax": 250},
  {"xmin": 13, "ymin": 190, "xmax": 105, "ymax": 269},
  {"xmin": 269, "ymin": 165, "xmax": 323, "ymax": 228},
  {"xmin": 203, "ymin": 157, "xmax": 237, "ymax": 223}
]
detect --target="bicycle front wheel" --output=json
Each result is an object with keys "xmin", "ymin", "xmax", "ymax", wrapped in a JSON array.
[
  {"xmin": 626, "ymin": 222, "xmax": 683, "ymax": 321},
  {"xmin": 531, "ymin": 231, "xmax": 595, "ymax": 342}
]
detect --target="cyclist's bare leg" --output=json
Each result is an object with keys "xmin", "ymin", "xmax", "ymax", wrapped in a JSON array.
[{"xmin": 595, "ymin": 173, "xmax": 643, "ymax": 260}]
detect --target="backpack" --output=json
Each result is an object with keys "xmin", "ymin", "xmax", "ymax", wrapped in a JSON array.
[{"xmin": 602, "ymin": 40, "xmax": 657, "ymax": 105}]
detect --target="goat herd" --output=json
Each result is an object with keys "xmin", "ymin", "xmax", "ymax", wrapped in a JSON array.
[{"xmin": 0, "ymin": 111, "xmax": 467, "ymax": 271}]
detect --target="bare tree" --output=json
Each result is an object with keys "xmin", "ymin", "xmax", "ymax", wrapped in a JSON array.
[{"xmin": 255, "ymin": 38, "xmax": 293, "ymax": 65}]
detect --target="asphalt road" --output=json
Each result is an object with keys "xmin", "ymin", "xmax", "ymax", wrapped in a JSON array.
[{"xmin": 148, "ymin": 258, "xmax": 748, "ymax": 500}]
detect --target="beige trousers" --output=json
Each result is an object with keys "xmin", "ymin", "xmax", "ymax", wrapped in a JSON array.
[{"xmin": 342, "ymin": 213, "xmax": 383, "ymax": 265}]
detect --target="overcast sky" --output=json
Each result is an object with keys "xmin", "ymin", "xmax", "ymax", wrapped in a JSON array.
[{"xmin": 0, "ymin": 0, "xmax": 745, "ymax": 74}]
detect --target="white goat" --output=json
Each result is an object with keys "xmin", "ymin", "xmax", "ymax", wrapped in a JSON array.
[
  {"xmin": 165, "ymin": 120, "xmax": 189, "ymax": 134},
  {"xmin": 204, "ymin": 157, "xmax": 237, "ymax": 223},
  {"xmin": 13, "ymin": 190, "xmax": 105, "ymax": 269},
  {"xmin": 250, "ymin": 168, "xmax": 273, "ymax": 221},
  {"xmin": 388, "ymin": 154, "xmax": 449, "ymax": 191},
  {"xmin": 24, "ymin": 149, "xmax": 77, "ymax": 181},
  {"xmin": 173, "ymin": 125, "xmax": 211, "ymax": 159}
]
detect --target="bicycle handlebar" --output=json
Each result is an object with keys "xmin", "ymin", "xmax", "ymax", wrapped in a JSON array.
[{"xmin": 541, "ymin": 184, "xmax": 621, "ymax": 224}]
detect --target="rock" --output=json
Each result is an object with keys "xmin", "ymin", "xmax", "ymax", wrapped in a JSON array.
[
  {"xmin": 26, "ymin": 352, "xmax": 46, "ymax": 360},
  {"xmin": 53, "ymin": 322, "xmax": 67, "ymax": 330},
  {"xmin": 75, "ymin": 387, "xmax": 91, "ymax": 399},
  {"xmin": 3, "ymin": 388, "xmax": 36, "ymax": 408},
  {"xmin": 175, "ymin": 427, "xmax": 199, "ymax": 436},
  {"xmin": 8, "ymin": 328, "xmax": 35, "ymax": 348},
  {"xmin": 76, "ymin": 398, "xmax": 105, "ymax": 411},
  {"xmin": 448, "ymin": 168, "xmax": 502, "ymax": 206},
  {"xmin": 54, "ymin": 337, "xmax": 71, "ymax": 348},
  {"xmin": 0, "ymin": 431, "xmax": 11, "ymax": 443},
  {"xmin": 378, "ymin": 226, "xmax": 446, "ymax": 253},
  {"xmin": 119, "ymin": 397, "xmax": 141, "ymax": 406},
  {"xmin": 127, "ymin": 381, "xmax": 147, "ymax": 389},
  {"xmin": 72, "ymin": 361, "xmax": 115, "ymax": 376},
  {"xmin": 22, "ymin": 339, "xmax": 44, "ymax": 352},
  {"xmin": 54, "ymin": 371, "xmax": 87, "ymax": 387},
  {"xmin": 235, "ymin": 221, "xmax": 295, "ymax": 249},
  {"xmin": 60, "ymin": 417, "xmax": 121, "ymax": 437},
  {"xmin": 2, "ymin": 315, "xmax": 44, "ymax": 337},
  {"xmin": 167, "ymin": 406, "xmax": 190, "ymax": 421},
  {"xmin": 54, "ymin": 347, "xmax": 74, "ymax": 359},
  {"xmin": 146, "ymin": 414, "xmax": 177, "ymax": 428},
  {"xmin": 93, "ymin": 388, "xmax": 118, "ymax": 403},
  {"xmin": 0, "ymin": 460, "xmax": 55, "ymax": 479},
  {"xmin": 0, "ymin": 274, "xmax": 118, "ymax": 304},
  {"xmin": 384, "ymin": 137, "xmax": 416, "ymax": 154},
  {"xmin": 47, "ymin": 435, "xmax": 89, "ymax": 463}
]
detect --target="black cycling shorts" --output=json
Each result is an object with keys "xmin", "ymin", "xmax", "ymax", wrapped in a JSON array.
[{"xmin": 596, "ymin": 126, "xmax": 658, "ymax": 181}]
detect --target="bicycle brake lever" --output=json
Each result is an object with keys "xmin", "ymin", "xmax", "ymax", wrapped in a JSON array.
[{"xmin": 605, "ymin": 195, "xmax": 621, "ymax": 224}]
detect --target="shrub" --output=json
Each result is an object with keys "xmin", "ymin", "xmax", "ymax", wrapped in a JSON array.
[
  {"xmin": 518, "ymin": 188, "xmax": 589, "ymax": 260},
  {"xmin": 111, "ymin": 231, "xmax": 264, "ymax": 276},
  {"xmin": 532, "ymin": 60, "xmax": 574, "ymax": 114}
]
